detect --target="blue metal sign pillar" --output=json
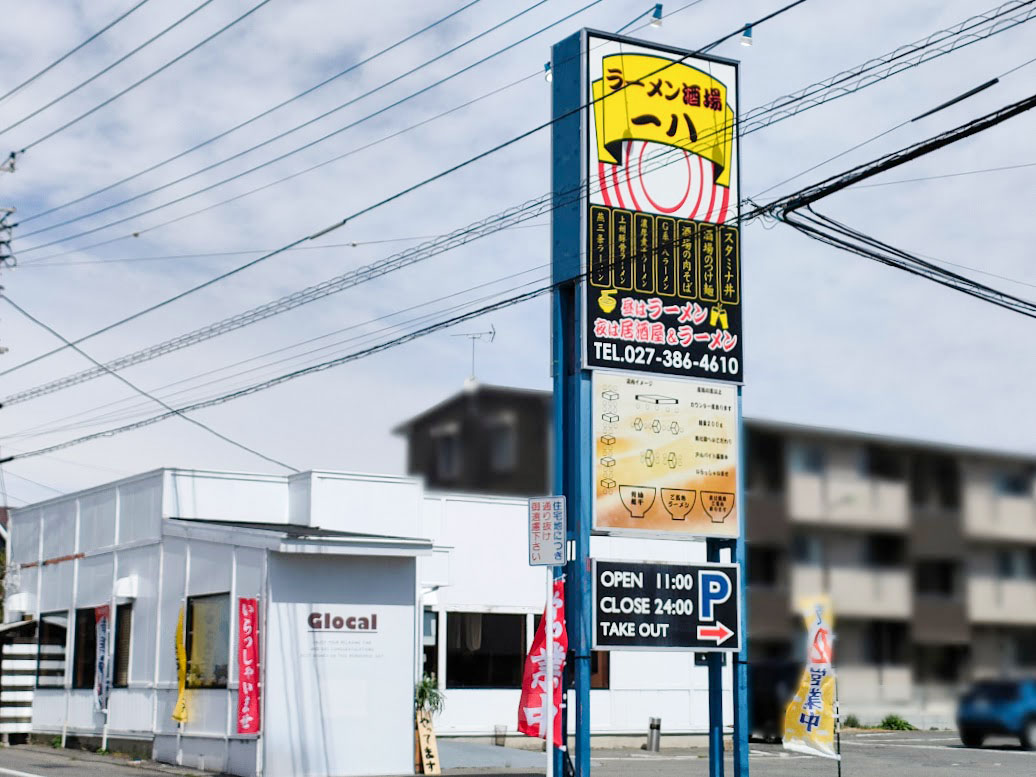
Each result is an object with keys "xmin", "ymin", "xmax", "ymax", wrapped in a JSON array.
[
  {"xmin": 551, "ymin": 30, "xmax": 591, "ymax": 777},
  {"xmin": 551, "ymin": 28, "xmax": 749, "ymax": 777}
]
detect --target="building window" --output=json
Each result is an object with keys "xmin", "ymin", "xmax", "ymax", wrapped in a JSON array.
[
  {"xmin": 590, "ymin": 651, "xmax": 610, "ymax": 690},
  {"xmin": 431, "ymin": 425, "xmax": 462, "ymax": 481},
  {"xmin": 37, "ymin": 612, "xmax": 67, "ymax": 688},
  {"xmin": 535, "ymin": 613, "xmax": 609, "ymax": 689},
  {"xmin": 914, "ymin": 561, "xmax": 956, "ymax": 597},
  {"xmin": 487, "ymin": 416, "xmax": 518, "ymax": 473},
  {"xmin": 746, "ymin": 430, "xmax": 785, "ymax": 493},
  {"xmin": 422, "ymin": 609, "xmax": 438, "ymax": 679},
  {"xmin": 791, "ymin": 533, "xmax": 823, "ymax": 566},
  {"xmin": 446, "ymin": 612, "xmax": 525, "ymax": 689},
  {"xmin": 865, "ymin": 534, "xmax": 905, "ymax": 568},
  {"xmin": 996, "ymin": 468, "xmax": 1033, "ymax": 498},
  {"xmin": 1015, "ymin": 631, "xmax": 1036, "ymax": 667},
  {"xmin": 913, "ymin": 644, "xmax": 967, "ymax": 683},
  {"xmin": 748, "ymin": 546, "xmax": 780, "ymax": 587},
  {"xmin": 864, "ymin": 445, "xmax": 904, "ymax": 480},
  {"xmin": 113, "ymin": 603, "xmax": 132, "ymax": 688},
  {"xmin": 790, "ymin": 442, "xmax": 824, "ymax": 475},
  {"xmin": 864, "ymin": 621, "xmax": 907, "ymax": 665},
  {"xmin": 185, "ymin": 593, "xmax": 230, "ymax": 689},
  {"xmin": 909, "ymin": 453, "xmax": 960, "ymax": 510},
  {"xmin": 996, "ymin": 549, "xmax": 1036, "ymax": 581},
  {"xmin": 72, "ymin": 608, "xmax": 96, "ymax": 689}
]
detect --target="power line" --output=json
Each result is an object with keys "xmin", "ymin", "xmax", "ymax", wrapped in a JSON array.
[
  {"xmin": 3, "ymin": 269, "xmax": 553, "ymax": 442},
  {"xmin": 1, "ymin": 295, "xmax": 300, "ymax": 472},
  {"xmin": 848, "ymin": 160, "xmax": 1036, "ymax": 188},
  {"xmin": 17, "ymin": 0, "xmax": 486, "ymax": 225},
  {"xmin": 0, "ymin": 2, "xmax": 814, "ymax": 387},
  {"xmin": 13, "ymin": 0, "xmax": 596, "ymax": 248},
  {"xmin": 13, "ymin": 0, "xmax": 276, "ymax": 154},
  {"xmin": 20, "ymin": 0, "xmax": 1031, "ymax": 263},
  {"xmin": 9, "ymin": 0, "xmax": 1015, "ymax": 403},
  {"xmin": 0, "ymin": 470, "xmax": 64, "ymax": 495},
  {"xmin": 0, "ymin": 0, "xmax": 154, "ymax": 106},
  {"xmin": 21, "ymin": 84, "xmax": 1036, "ymax": 460},
  {"xmin": 783, "ymin": 206, "xmax": 1036, "ymax": 318},
  {"xmin": 750, "ymin": 49, "xmax": 1036, "ymax": 200},
  {"xmin": 18, "ymin": 0, "xmax": 689, "ymax": 245},
  {"xmin": 5, "ymin": 282, "xmax": 558, "ymax": 462},
  {"xmin": 0, "ymin": 0, "xmax": 219, "ymax": 139},
  {"xmin": 17, "ymin": 225, "xmax": 547, "ymax": 268}
]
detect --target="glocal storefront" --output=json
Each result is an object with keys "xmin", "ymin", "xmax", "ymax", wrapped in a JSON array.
[
  {"xmin": 3, "ymin": 468, "xmax": 431, "ymax": 777},
  {"xmin": 3, "ymin": 468, "xmax": 733, "ymax": 776}
]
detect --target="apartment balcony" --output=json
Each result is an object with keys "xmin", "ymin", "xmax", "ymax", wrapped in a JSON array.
[
  {"xmin": 746, "ymin": 491, "xmax": 788, "ymax": 544},
  {"xmin": 790, "ymin": 564, "xmax": 911, "ymax": 619},
  {"xmin": 786, "ymin": 473, "xmax": 908, "ymax": 531},
  {"xmin": 747, "ymin": 586, "xmax": 792, "ymax": 641},
  {"xmin": 912, "ymin": 595, "xmax": 970, "ymax": 645},
  {"xmin": 967, "ymin": 577, "xmax": 1036, "ymax": 624},
  {"xmin": 838, "ymin": 665, "xmax": 912, "ymax": 704},
  {"xmin": 963, "ymin": 492, "xmax": 1036, "ymax": 543}
]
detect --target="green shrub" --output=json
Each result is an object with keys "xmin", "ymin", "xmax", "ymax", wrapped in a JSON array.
[
  {"xmin": 879, "ymin": 713, "xmax": 916, "ymax": 731},
  {"xmin": 842, "ymin": 713, "xmax": 861, "ymax": 729}
]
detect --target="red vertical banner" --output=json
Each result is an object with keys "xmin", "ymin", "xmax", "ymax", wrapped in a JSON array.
[
  {"xmin": 517, "ymin": 579, "xmax": 568, "ymax": 743},
  {"xmin": 236, "ymin": 597, "xmax": 260, "ymax": 734}
]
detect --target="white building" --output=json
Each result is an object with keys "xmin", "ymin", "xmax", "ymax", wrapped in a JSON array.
[{"xmin": 3, "ymin": 468, "xmax": 735, "ymax": 776}]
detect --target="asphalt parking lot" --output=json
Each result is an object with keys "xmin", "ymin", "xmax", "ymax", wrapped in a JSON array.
[
  {"xmin": 585, "ymin": 731, "xmax": 1036, "ymax": 777},
  {"xmin": 3, "ymin": 731, "xmax": 1036, "ymax": 776}
]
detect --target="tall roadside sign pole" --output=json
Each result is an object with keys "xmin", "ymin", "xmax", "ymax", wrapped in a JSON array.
[
  {"xmin": 551, "ymin": 30, "xmax": 590, "ymax": 777},
  {"xmin": 551, "ymin": 29, "xmax": 747, "ymax": 777}
]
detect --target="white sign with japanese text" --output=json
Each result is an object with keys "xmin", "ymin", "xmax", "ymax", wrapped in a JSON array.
[{"xmin": 528, "ymin": 496, "xmax": 566, "ymax": 566}]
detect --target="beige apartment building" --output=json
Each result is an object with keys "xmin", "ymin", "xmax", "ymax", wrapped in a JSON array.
[
  {"xmin": 746, "ymin": 420, "xmax": 1036, "ymax": 721},
  {"xmin": 396, "ymin": 384, "xmax": 1036, "ymax": 725}
]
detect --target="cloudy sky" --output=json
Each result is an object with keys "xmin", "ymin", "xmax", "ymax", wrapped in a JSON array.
[{"xmin": 0, "ymin": 0, "xmax": 1033, "ymax": 503}]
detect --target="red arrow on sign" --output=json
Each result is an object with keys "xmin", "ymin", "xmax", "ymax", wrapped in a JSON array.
[{"xmin": 697, "ymin": 622, "xmax": 734, "ymax": 645}]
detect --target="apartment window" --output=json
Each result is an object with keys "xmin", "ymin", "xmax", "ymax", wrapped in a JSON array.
[
  {"xmin": 72, "ymin": 608, "xmax": 96, "ymax": 689},
  {"xmin": 864, "ymin": 445, "xmax": 904, "ymax": 480},
  {"xmin": 37, "ymin": 612, "xmax": 67, "ymax": 688},
  {"xmin": 866, "ymin": 534, "xmax": 905, "ymax": 568},
  {"xmin": 446, "ymin": 612, "xmax": 525, "ymax": 689},
  {"xmin": 487, "ymin": 416, "xmax": 518, "ymax": 473},
  {"xmin": 792, "ymin": 533, "xmax": 823, "ymax": 566},
  {"xmin": 909, "ymin": 454, "xmax": 960, "ymax": 510},
  {"xmin": 995, "ymin": 549, "xmax": 1036, "ymax": 580},
  {"xmin": 1015, "ymin": 631, "xmax": 1036, "ymax": 667},
  {"xmin": 864, "ymin": 621, "xmax": 907, "ymax": 665},
  {"xmin": 113, "ymin": 603, "xmax": 132, "ymax": 688},
  {"xmin": 914, "ymin": 561, "xmax": 956, "ymax": 596},
  {"xmin": 996, "ymin": 468, "xmax": 1033, "ymax": 498},
  {"xmin": 431, "ymin": 425, "xmax": 462, "ymax": 481},
  {"xmin": 185, "ymin": 593, "xmax": 230, "ymax": 689},
  {"xmin": 748, "ymin": 546, "xmax": 780, "ymax": 587},
  {"xmin": 791, "ymin": 442, "xmax": 825, "ymax": 475},
  {"xmin": 746, "ymin": 430, "xmax": 785, "ymax": 493},
  {"xmin": 913, "ymin": 645, "xmax": 967, "ymax": 683}
]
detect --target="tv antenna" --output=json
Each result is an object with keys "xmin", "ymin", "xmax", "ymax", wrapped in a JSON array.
[{"xmin": 451, "ymin": 324, "xmax": 495, "ymax": 382}]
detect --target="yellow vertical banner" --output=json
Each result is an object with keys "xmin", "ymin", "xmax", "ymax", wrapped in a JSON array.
[
  {"xmin": 783, "ymin": 596, "xmax": 838, "ymax": 759},
  {"xmin": 172, "ymin": 606, "xmax": 188, "ymax": 723}
]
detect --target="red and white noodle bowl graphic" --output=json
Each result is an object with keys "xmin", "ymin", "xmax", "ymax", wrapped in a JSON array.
[{"xmin": 596, "ymin": 140, "xmax": 732, "ymax": 225}]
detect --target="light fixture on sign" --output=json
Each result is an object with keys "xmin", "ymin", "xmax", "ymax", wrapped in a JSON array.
[
  {"xmin": 650, "ymin": 4, "xmax": 663, "ymax": 27},
  {"xmin": 543, "ymin": 61, "xmax": 552, "ymax": 83},
  {"xmin": 741, "ymin": 24, "xmax": 753, "ymax": 46}
]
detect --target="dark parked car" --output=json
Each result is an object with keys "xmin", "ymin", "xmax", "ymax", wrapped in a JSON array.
[{"xmin": 957, "ymin": 678, "xmax": 1036, "ymax": 749}]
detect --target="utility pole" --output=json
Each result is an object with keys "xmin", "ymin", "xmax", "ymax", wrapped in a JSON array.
[{"xmin": 0, "ymin": 151, "xmax": 15, "ymax": 357}]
